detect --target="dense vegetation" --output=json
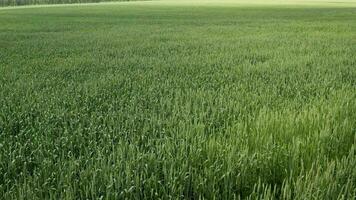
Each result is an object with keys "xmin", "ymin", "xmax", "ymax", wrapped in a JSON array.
[
  {"xmin": 0, "ymin": 0, "xmax": 130, "ymax": 7},
  {"xmin": 1, "ymin": 1, "xmax": 356, "ymax": 199}
]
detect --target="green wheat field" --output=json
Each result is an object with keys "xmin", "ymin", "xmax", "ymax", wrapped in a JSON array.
[{"xmin": 1, "ymin": 0, "xmax": 356, "ymax": 199}]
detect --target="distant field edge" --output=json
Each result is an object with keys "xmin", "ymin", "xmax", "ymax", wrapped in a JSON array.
[
  {"xmin": 0, "ymin": 0, "xmax": 147, "ymax": 8},
  {"xmin": 1, "ymin": 0, "xmax": 356, "ymax": 9}
]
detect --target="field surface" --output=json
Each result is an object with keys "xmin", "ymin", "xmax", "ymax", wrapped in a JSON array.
[{"xmin": 1, "ymin": 0, "xmax": 356, "ymax": 199}]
